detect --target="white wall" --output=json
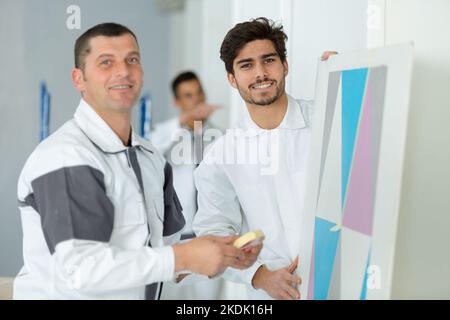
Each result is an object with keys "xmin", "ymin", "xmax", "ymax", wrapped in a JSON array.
[
  {"xmin": 0, "ymin": 0, "xmax": 29, "ymax": 278},
  {"xmin": 376, "ymin": 0, "xmax": 450, "ymax": 299},
  {"xmin": 290, "ymin": 0, "xmax": 369, "ymax": 99}
]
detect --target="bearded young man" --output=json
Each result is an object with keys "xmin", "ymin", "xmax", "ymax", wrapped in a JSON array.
[{"xmin": 193, "ymin": 17, "xmax": 336, "ymax": 300}]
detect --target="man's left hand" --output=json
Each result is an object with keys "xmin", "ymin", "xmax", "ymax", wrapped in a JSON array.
[
  {"xmin": 230, "ymin": 243, "xmax": 263, "ymax": 269},
  {"xmin": 320, "ymin": 51, "xmax": 338, "ymax": 61}
]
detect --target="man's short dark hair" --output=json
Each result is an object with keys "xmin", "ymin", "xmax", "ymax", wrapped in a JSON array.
[
  {"xmin": 220, "ymin": 17, "xmax": 288, "ymax": 74},
  {"xmin": 74, "ymin": 22, "xmax": 139, "ymax": 70},
  {"xmin": 171, "ymin": 71, "xmax": 200, "ymax": 98}
]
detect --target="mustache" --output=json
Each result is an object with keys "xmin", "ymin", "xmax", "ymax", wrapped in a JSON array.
[{"xmin": 108, "ymin": 78, "xmax": 136, "ymax": 86}]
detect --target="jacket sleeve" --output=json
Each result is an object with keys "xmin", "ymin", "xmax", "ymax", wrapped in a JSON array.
[
  {"xmin": 192, "ymin": 159, "xmax": 263, "ymax": 286},
  {"xmin": 54, "ymin": 239, "xmax": 175, "ymax": 294}
]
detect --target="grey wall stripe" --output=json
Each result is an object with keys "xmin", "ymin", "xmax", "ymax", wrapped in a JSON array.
[
  {"xmin": 162, "ymin": 162, "xmax": 185, "ymax": 236},
  {"xmin": 29, "ymin": 165, "xmax": 114, "ymax": 254}
]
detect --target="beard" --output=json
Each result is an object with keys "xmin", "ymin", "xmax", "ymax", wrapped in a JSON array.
[{"xmin": 236, "ymin": 77, "xmax": 285, "ymax": 106}]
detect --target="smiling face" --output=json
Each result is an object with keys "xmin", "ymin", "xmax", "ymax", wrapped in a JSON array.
[
  {"xmin": 72, "ymin": 33, "xmax": 143, "ymax": 115},
  {"xmin": 227, "ymin": 39, "xmax": 288, "ymax": 107}
]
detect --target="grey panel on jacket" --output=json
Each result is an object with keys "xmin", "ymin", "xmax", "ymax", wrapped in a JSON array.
[
  {"xmin": 127, "ymin": 147, "xmax": 145, "ymax": 193},
  {"xmin": 162, "ymin": 162, "xmax": 185, "ymax": 236},
  {"xmin": 145, "ymin": 282, "xmax": 159, "ymax": 300},
  {"xmin": 24, "ymin": 165, "xmax": 114, "ymax": 254},
  {"xmin": 127, "ymin": 151, "xmax": 184, "ymax": 299}
]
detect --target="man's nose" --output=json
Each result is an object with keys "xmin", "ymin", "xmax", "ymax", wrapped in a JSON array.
[
  {"xmin": 194, "ymin": 94, "xmax": 205, "ymax": 105},
  {"xmin": 113, "ymin": 61, "xmax": 131, "ymax": 78},
  {"xmin": 254, "ymin": 62, "xmax": 268, "ymax": 80}
]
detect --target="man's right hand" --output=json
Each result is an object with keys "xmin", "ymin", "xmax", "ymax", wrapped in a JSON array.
[
  {"xmin": 179, "ymin": 103, "xmax": 220, "ymax": 128},
  {"xmin": 173, "ymin": 235, "xmax": 241, "ymax": 277},
  {"xmin": 251, "ymin": 257, "xmax": 302, "ymax": 300}
]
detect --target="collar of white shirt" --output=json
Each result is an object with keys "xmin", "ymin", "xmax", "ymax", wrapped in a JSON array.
[
  {"xmin": 240, "ymin": 94, "xmax": 307, "ymax": 137},
  {"xmin": 74, "ymin": 98, "xmax": 155, "ymax": 154}
]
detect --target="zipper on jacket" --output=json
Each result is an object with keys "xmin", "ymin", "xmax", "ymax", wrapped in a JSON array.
[{"xmin": 125, "ymin": 148, "xmax": 132, "ymax": 168}]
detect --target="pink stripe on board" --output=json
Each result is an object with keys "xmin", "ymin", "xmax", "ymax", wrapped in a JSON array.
[{"xmin": 342, "ymin": 78, "xmax": 374, "ymax": 236}]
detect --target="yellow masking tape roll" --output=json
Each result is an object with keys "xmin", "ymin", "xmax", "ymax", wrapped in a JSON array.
[{"xmin": 233, "ymin": 230, "xmax": 265, "ymax": 249}]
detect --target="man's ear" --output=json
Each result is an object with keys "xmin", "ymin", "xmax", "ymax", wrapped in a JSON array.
[
  {"xmin": 227, "ymin": 72, "xmax": 238, "ymax": 89},
  {"xmin": 283, "ymin": 59, "xmax": 289, "ymax": 77},
  {"xmin": 71, "ymin": 68, "xmax": 85, "ymax": 93}
]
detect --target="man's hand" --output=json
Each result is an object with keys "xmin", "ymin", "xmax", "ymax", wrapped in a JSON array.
[
  {"xmin": 320, "ymin": 51, "xmax": 338, "ymax": 61},
  {"xmin": 230, "ymin": 243, "xmax": 263, "ymax": 270},
  {"xmin": 173, "ymin": 235, "xmax": 240, "ymax": 277},
  {"xmin": 251, "ymin": 257, "xmax": 301, "ymax": 300},
  {"xmin": 179, "ymin": 103, "xmax": 220, "ymax": 127},
  {"xmin": 176, "ymin": 273, "xmax": 190, "ymax": 283}
]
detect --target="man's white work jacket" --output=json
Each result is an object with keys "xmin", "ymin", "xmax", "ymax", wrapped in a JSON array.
[
  {"xmin": 193, "ymin": 95, "xmax": 312, "ymax": 299},
  {"xmin": 15, "ymin": 99, "xmax": 185, "ymax": 300}
]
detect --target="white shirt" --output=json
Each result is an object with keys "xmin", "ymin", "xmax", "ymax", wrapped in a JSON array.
[
  {"xmin": 193, "ymin": 94, "xmax": 313, "ymax": 299},
  {"xmin": 15, "ymin": 99, "xmax": 185, "ymax": 300}
]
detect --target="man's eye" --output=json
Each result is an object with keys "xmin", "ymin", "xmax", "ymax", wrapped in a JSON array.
[
  {"xmin": 264, "ymin": 58, "xmax": 275, "ymax": 63},
  {"xmin": 100, "ymin": 60, "xmax": 112, "ymax": 66},
  {"xmin": 241, "ymin": 63, "xmax": 251, "ymax": 69},
  {"xmin": 128, "ymin": 57, "xmax": 140, "ymax": 64}
]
